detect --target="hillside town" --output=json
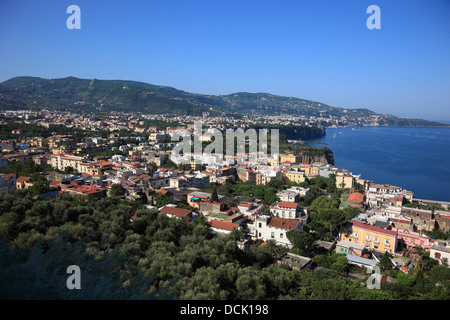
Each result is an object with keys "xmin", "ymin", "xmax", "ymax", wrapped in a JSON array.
[{"xmin": 1, "ymin": 109, "xmax": 450, "ymax": 292}]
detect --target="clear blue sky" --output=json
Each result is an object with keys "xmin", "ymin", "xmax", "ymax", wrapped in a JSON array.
[{"xmin": 1, "ymin": 0, "xmax": 449, "ymax": 120}]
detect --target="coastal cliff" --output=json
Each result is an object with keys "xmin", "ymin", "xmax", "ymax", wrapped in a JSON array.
[{"xmin": 295, "ymin": 149, "xmax": 334, "ymax": 165}]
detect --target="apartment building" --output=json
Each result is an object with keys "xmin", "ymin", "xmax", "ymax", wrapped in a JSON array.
[
  {"xmin": 340, "ymin": 220, "xmax": 398, "ymax": 253},
  {"xmin": 284, "ymin": 171, "xmax": 306, "ymax": 184},
  {"xmin": 335, "ymin": 172, "xmax": 355, "ymax": 189},
  {"xmin": 401, "ymin": 207, "xmax": 435, "ymax": 232},
  {"xmin": 50, "ymin": 154, "xmax": 86, "ymax": 172}
]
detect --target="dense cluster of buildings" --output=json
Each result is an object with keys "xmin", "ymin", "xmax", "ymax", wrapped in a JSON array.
[{"xmin": 1, "ymin": 110, "xmax": 450, "ymax": 272}]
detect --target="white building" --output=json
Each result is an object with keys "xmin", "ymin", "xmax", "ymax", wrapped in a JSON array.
[
  {"xmin": 270, "ymin": 202, "xmax": 309, "ymax": 219},
  {"xmin": 430, "ymin": 240, "xmax": 450, "ymax": 266},
  {"xmin": 253, "ymin": 215, "xmax": 304, "ymax": 248}
]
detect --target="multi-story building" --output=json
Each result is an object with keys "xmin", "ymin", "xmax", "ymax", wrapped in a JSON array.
[
  {"xmin": 279, "ymin": 154, "xmax": 298, "ymax": 164},
  {"xmin": 50, "ymin": 154, "xmax": 86, "ymax": 172},
  {"xmin": 277, "ymin": 190, "xmax": 301, "ymax": 203},
  {"xmin": 284, "ymin": 171, "xmax": 306, "ymax": 184},
  {"xmin": 270, "ymin": 202, "xmax": 309, "ymax": 220},
  {"xmin": 304, "ymin": 165, "xmax": 319, "ymax": 176},
  {"xmin": 401, "ymin": 207, "xmax": 435, "ymax": 232},
  {"xmin": 434, "ymin": 211, "xmax": 450, "ymax": 233},
  {"xmin": 253, "ymin": 215, "xmax": 304, "ymax": 248},
  {"xmin": 0, "ymin": 174, "xmax": 16, "ymax": 193},
  {"xmin": 340, "ymin": 220, "xmax": 398, "ymax": 254},
  {"xmin": 335, "ymin": 172, "xmax": 355, "ymax": 189}
]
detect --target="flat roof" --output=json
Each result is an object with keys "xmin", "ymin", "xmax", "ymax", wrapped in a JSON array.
[
  {"xmin": 337, "ymin": 240, "xmax": 366, "ymax": 250},
  {"xmin": 346, "ymin": 254, "xmax": 377, "ymax": 267}
]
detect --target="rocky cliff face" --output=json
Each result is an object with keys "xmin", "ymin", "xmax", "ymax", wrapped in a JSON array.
[{"xmin": 295, "ymin": 150, "xmax": 334, "ymax": 165}]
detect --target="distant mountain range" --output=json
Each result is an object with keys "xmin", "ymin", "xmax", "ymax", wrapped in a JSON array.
[{"xmin": 0, "ymin": 76, "xmax": 447, "ymax": 127}]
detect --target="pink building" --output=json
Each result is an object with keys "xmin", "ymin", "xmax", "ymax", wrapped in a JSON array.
[{"xmin": 394, "ymin": 228, "xmax": 433, "ymax": 251}]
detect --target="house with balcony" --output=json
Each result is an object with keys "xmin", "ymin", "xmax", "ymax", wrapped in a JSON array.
[
  {"xmin": 394, "ymin": 229, "xmax": 433, "ymax": 251},
  {"xmin": 340, "ymin": 220, "xmax": 398, "ymax": 254}
]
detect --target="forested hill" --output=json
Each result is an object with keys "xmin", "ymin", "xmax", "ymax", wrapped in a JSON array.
[
  {"xmin": 0, "ymin": 76, "xmax": 447, "ymax": 127},
  {"xmin": 0, "ymin": 76, "xmax": 219, "ymax": 116}
]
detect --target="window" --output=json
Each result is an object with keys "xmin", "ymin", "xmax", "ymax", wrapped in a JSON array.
[
  {"xmin": 259, "ymin": 223, "xmax": 262, "ymax": 228},
  {"xmin": 384, "ymin": 239, "xmax": 391, "ymax": 247},
  {"xmin": 435, "ymin": 252, "xmax": 441, "ymax": 259},
  {"xmin": 373, "ymin": 237, "xmax": 379, "ymax": 244},
  {"xmin": 353, "ymin": 232, "xmax": 358, "ymax": 239},
  {"xmin": 271, "ymin": 232, "xmax": 274, "ymax": 239},
  {"xmin": 365, "ymin": 235, "xmax": 371, "ymax": 241},
  {"xmin": 280, "ymin": 233, "xmax": 283, "ymax": 239}
]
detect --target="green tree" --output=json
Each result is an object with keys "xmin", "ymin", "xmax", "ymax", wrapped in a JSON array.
[
  {"xmin": 286, "ymin": 230, "xmax": 315, "ymax": 255},
  {"xmin": 109, "ymin": 184, "xmax": 125, "ymax": 198},
  {"xmin": 210, "ymin": 185, "xmax": 219, "ymax": 202},
  {"xmin": 154, "ymin": 193, "xmax": 172, "ymax": 207},
  {"xmin": 379, "ymin": 251, "xmax": 393, "ymax": 272}
]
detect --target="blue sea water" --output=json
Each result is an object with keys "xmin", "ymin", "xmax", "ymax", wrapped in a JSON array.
[{"xmin": 306, "ymin": 126, "xmax": 450, "ymax": 202}]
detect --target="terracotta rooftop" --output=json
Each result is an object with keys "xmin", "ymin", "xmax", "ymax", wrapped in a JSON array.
[
  {"xmin": 160, "ymin": 206, "xmax": 192, "ymax": 218},
  {"xmin": 277, "ymin": 202, "xmax": 298, "ymax": 209},
  {"xmin": 16, "ymin": 176, "xmax": 31, "ymax": 183},
  {"xmin": 209, "ymin": 220, "xmax": 239, "ymax": 231},
  {"xmin": 352, "ymin": 221, "xmax": 398, "ymax": 237},
  {"xmin": 267, "ymin": 216, "xmax": 300, "ymax": 230},
  {"xmin": 348, "ymin": 192, "xmax": 365, "ymax": 203}
]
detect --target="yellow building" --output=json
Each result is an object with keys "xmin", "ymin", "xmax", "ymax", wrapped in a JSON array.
[
  {"xmin": 340, "ymin": 221, "xmax": 398, "ymax": 253},
  {"xmin": 284, "ymin": 171, "xmax": 306, "ymax": 184},
  {"xmin": 305, "ymin": 166, "xmax": 319, "ymax": 176},
  {"xmin": 279, "ymin": 154, "xmax": 298, "ymax": 164},
  {"xmin": 335, "ymin": 172, "xmax": 355, "ymax": 189}
]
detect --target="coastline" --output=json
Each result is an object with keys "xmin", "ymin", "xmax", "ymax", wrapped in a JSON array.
[{"xmin": 306, "ymin": 126, "xmax": 450, "ymax": 204}]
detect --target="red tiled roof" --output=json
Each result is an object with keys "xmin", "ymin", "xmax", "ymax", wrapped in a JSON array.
[
  {"xmin": 239, "ymin": 203, "xmax": 252, "ymax": 207},
  {"xmin": 209, "ymin": 220, "xmax": 239, "ymax": 231},
  {"xmin": 348, "ymin": 192, "xmax": 364, "ymax": 203},
  {"xmin": 2, "ymin": 173, "xmax": 16, "ymax": 181},
  {"xmin": 160, "ymin": 206, "xmax": 192, "ymax": 218},
  {"xmin": 267, "ymin": 216, "xmax": 300, "ymax": 230},
  {"xmin": 352, "ymin": 221, "xmax": 398, "ymax": 236},
  {"xmin": 16, "ymin": 176, "xmax": 31, "ymax": 183},
  {"xmin": 278, "ymin": 202, "xmax": 298, "ymax": 209}
]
